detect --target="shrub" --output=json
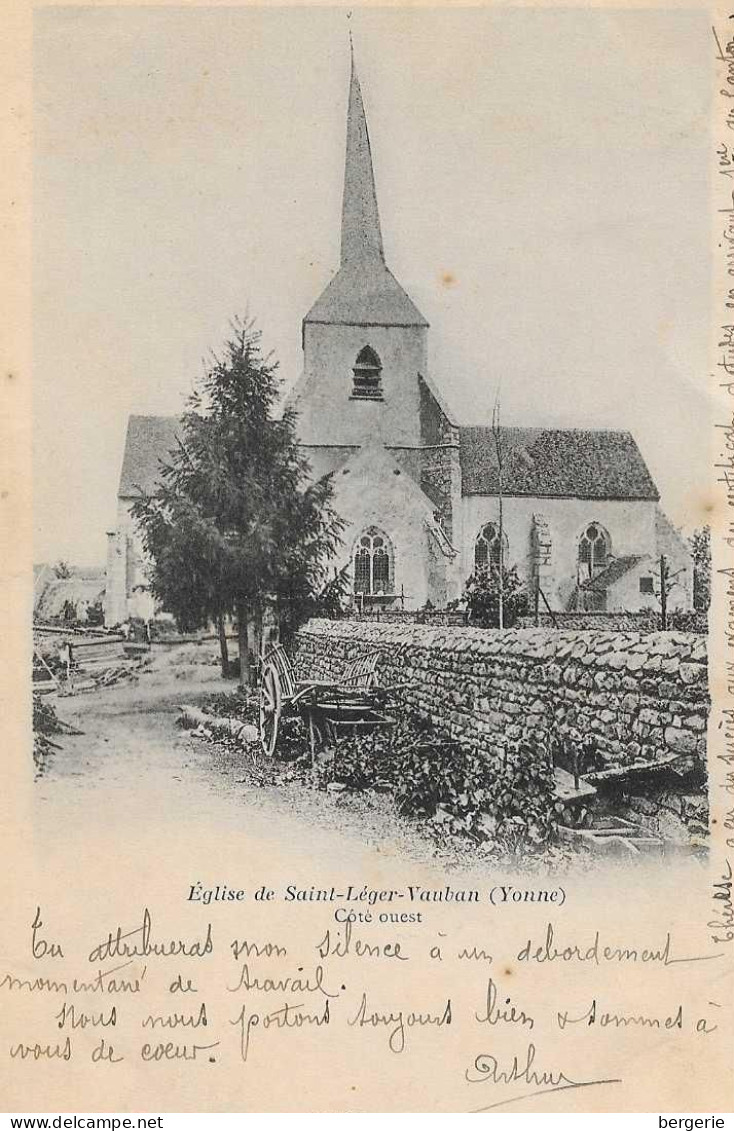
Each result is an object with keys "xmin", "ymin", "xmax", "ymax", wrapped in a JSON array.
[
  {"xmin": 201, "ymin": 687, "xmax": 258, "ymax": 725},
  {"xmin": 33, "ymin": 695, "xmax": 63, "ymax": 736},
  {"xmin": 276, "ymin": 715, "xmax": 311, "ymax": 762},
  {"xmin": 393, "ymin": 730, "xmax": 556, "ymax": 849},
  {"xmin": 464, "ymin": 565, "xmax": 529, "ymax": 628},
  {"xmin": 315, "ymin": 702, "xmax": 558, "ymax": 852},
  {"xmin": 190, "ymin": 683, "xmax": 559, "ymax": 853},
  {"xmin": 667, "ymin": 609, "xmax": 707, "ymax": 634},
  {"xmin": 61, "ymin": 599, "xmax": 78, "ymax": 624},
  {"xmin": 393, "ymin": 740, "xmax": 446, "ymax": 817},
  {"xmin": 691, "ymin": 526, "xmax": 710, "ymax": 613},
  {"xmin": 32, "ymin": 694, "xmax": 63, "ymax": 775},
  {"xmin": 332, "ymin": 727, "xmax": 396, "ymax": 790},
  {"xmin": 86, "ymin": 600, "xmax": 105, "ymax": 627},
  {"xmin": 491, "ymin": 739, "xmax": 558, "ymax": 849}
]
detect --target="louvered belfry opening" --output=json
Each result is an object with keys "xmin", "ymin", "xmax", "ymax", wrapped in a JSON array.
[{"xmin": 352, "ymin": 346, "xmax": 383, "ymax": 400}]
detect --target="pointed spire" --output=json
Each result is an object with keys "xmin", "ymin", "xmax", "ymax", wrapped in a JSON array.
[
  {"xmin": 341, "ymin": 43, "xmax": 384, "ymax": 267},
  {"xmin": 304, "ymin": 41, "xmax": 428, "ymax": 330}
]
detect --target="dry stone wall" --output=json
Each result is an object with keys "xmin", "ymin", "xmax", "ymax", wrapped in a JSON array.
[
  {"xmin": 516, "ymin": 611, "xmax": 662, "ymax": 632},
  {"xmin": 294, "ymin": 619, "xmax": 708, "ymax": 771},
  {"xmin": 516, "ymin": 611, "xmax": 708, "ymax": 633}
]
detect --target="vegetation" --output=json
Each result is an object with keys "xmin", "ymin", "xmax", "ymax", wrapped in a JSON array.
[
  {"xmin": 32, "ymin": 695, "xmax": 63, "ymax": 775},
  {"xmin": 85, "ymin": 599, "xmax": 105, "ymax": 627},
  {"xmin": 200, "ymin": 687, "xmax": 258, "ymax": 724},
  {"xmin": 194, "ymin": 688, "xmax": 558, "ymax": 855},
  {"xmin": 132, "ymin": 316, "xmax": 344, "ymax": 683},
  {"xmin": 61, "ymin": 599, "xmax": 78, "ymax": 623},
  {"xmin": 395, "ymin": 713, "xmax": 555, "ymax": 848},
  {"xmin": 690, "ymin": 526, "xmax": 711, "ymax": 612},
  {"xmin": 306, "ymin": 706, "xmax": 557, "ymax": 852},
  {"xmin": 277, "ymin": 564, "xmax": 351, "ymax": 648},
  {"xmin": 463, "ymin": 564, "xmax": 529, "ymax": 628}
]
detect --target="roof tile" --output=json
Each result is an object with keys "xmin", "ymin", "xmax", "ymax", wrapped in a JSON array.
[
  {"xmin": 304, "ymin": 260, "xmax": 428, "ymax": 327},
  {"xmin": 118, "ymin": 415, "xmax": 180, "ymax": 498},
  {"xmin": 459, "ymin": 426, "xmax": 659, "ymax": 500}
]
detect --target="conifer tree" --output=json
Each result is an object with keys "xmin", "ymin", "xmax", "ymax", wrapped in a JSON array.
[
  {"xmin": 132, "ymin": 316, "xmax": 344, "ymax": 683},
  {"xmin": 690, "ymin": 526, "xmax": 711, "ymax": 612}
]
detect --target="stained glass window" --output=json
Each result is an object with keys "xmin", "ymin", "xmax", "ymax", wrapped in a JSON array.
[
  {"xmin": 353, "ymin": 527, "xmax": 393, "ymax": 594},
  {"xmin": 474, "ymin": 523, "xmax": 507, "ymax": 571},
  {"xmin": 578, "ymin": 523, "xmax": 610, "ymax": 578}
]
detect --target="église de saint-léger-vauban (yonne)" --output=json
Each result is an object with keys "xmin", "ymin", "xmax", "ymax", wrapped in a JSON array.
[{"xmin": 104, "ymin": 49, "xmax": 691, "ymax": 627}]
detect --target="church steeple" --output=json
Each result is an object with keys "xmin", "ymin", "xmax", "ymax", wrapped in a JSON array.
[
  {"xmin": 341, "ymin": 46, "xmax": 384, "ymax": 266},
  {"xmin": 303, "ymin": 46, "xmax": 427, "ymax": 330}
]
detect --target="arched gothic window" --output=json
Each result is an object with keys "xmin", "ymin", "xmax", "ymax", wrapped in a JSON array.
[
  {"xmin": 578, "ymin": 522, "xmax": 611, "ymax": 579},
  {"xmin": 474, "ymin": 522, "xmax": 508, "ymax": 571},
  {"xmin": 352, "ymin": 346, "xmax": 383, "ymax": 400},
  {"xmin": 353, "ymin": 527, "xmax": 393, "ymax": 595}
]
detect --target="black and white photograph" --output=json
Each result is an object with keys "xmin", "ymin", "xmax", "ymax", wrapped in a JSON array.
[
  {"xmin": 31, "ymin": 7, "xmax": 710, "ymax": 865},
  {"xmin": 3, "ymin": 2, "xmax": 731, "ymax": 1116}
]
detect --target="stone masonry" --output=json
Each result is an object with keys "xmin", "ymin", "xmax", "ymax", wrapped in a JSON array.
[{"xmin": 294, "ymin": 619, "xmax": 708, "ymax": 770}]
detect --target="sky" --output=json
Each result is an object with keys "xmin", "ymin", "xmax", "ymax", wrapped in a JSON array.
[{"xmin": 32, "ymin": 6, "xmax": 711, "ymax": 566}]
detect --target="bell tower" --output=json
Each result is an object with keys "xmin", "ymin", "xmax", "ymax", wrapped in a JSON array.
[{"xmin": 290, "ymin": 47, "xmax": 429, "ymax": 450}]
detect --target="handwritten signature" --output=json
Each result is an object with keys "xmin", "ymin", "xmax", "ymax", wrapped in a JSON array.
[{"xmin": 465, "ymin": 1042, "xmax": 621, "ymax": 1112}]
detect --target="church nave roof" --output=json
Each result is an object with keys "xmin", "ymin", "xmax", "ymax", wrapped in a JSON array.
[{"xmin": 459, "ymin": 426, "xmax": 659, "ymax": 501}]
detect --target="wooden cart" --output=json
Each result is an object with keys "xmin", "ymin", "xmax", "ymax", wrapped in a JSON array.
[{"xmin": 258, "ymin": 645, "xmax": 396, "ymax": 758}]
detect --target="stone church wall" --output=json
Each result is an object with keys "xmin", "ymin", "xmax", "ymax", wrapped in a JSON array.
[
  {"xmin": 295, "ymin": 323, "xmax": 427, "ymax": 448},
  {"xmin": 104, "ymin": 498, "xmax": 156, "ymax": 626},
  {"xmin": 294, "ymin": 619, "xmax": 707, "ymax": 772},
  {"xmin": 328, "ymin": 457, "xmax": 436, "ymax": 608},
  {"xmin": 656, "ymin": 506, "xmax": 694, "ymax": 608},
  {"xmin": 419, "ymin": 444, "xmax": 461, "ymax": 545},
  {"xmin": 461, "ymin": 495, "xmax": 673, "ymax": 612}
]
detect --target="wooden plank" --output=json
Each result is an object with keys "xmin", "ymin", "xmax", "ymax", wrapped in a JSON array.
[
  {"xmin": 33, "ymin": 647, "xmax": 60, "ymax": 690},
  {"xmin": 553, "ymin": 766, "xmax": 597, "ymax": 803},
  {"xmin": 585, "ymin": 752, "xmax": 691, "ymax": 782},
  {"xmin": 341, "ymin": 651, "xmax": 381, "ymax": 688},
  {"xmin": 558, "ymin": 828, "xmax": 641, "ymax": 857}
]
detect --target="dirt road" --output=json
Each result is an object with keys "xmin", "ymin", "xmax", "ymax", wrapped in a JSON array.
[{"xmin": 35, "ymin": 660, "xmax": 458, "ymax": 869}]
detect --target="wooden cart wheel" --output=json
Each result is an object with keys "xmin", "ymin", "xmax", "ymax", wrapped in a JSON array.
[{"xmin": 259, "ymin": 660, "xmax": 282, "ymax": 757}]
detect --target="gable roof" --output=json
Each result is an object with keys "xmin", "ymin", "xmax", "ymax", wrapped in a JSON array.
[
  {"xmin": 581, "ymin": 554, "xmax": 648, "ymax": 591},
  {"xmin": 334, "ymin": 438, "xmax": 435, "ymax": 504},
  {"xmin": 118, "ymin": 415, "xmax": 181, "ymax": 498},
  {"xmin": 459, "ymin": 427, "xmax": 659, "ymax": 501},
  {"xmin": 332, "ymin": 440, "xmax": 457, "ymax": 558},
  {"xmin": 35, "ymin": 577, "xmax": 105, "ymax": 619}
]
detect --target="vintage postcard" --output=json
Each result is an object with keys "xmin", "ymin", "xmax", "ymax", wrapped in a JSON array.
[{"xmin": 1, "ymin": 0, "xmax": 733, "ymax": 1116}]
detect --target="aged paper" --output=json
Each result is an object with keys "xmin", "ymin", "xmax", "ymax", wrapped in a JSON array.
[{"xmin": 2, "ymin": 0, "xmax": 733, "ymax": 1115}]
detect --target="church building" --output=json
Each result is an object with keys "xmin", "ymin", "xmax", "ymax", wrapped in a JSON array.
[{"xmin": 105, "ymin": 52, "xmax": 691, "ymax": 627}]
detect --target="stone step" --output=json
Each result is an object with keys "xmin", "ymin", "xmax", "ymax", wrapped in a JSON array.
[{"xmin": 558, "ymin": 824, "xmax": 664, "ymax": 857}]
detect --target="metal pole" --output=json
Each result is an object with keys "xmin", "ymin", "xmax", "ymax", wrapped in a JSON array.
[
  {"xmin": 492, "ymin": 392, "xmax": 504, "ymax": 629},
  {"xmin": 498, "ymin": 491, "xmax": 504, "ymax": 629},
  {"xmin": 534, "ymin": 569, "xmax": 540, "ymax": 627}
]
